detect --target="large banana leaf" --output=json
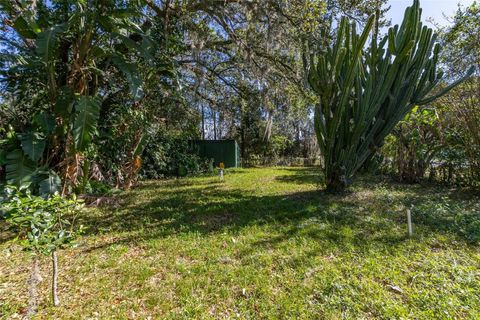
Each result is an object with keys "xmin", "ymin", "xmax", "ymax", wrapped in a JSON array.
[
  {"xmin": 133, "ymin": 134, "xmax": 147, "ymax": 158},
  {"xmin": 0, "ymin": 148, "xmax": 6, "ymax": 166},
  {"xmin": 20, "ymin": 131, "xmax": 46, "ymax": 161},
  {"xmin": 38, "ymin": 171, "xmax": 62, "ymax": 196},
  {"xmin": 0, "ymin": 139, "xmax": 9, "ymax": 166},
  {"xmin": 5, "ymin": 149, "xmax": 37, "ymax": 188},
  {"xmin": 54, "ymin": 86, "xmax": 74, "ymax": 118},
  {"xmin": 36, "ymin": 25, "xmax": 64, "ymax": 62},
  {"xmin": 112, "ymin": 55, "xmax": 144, "ymax": 101},
  {"xmin": 33, "ymin": 112, "xmax": 56, "ymax": 134},
  {"xmin": 13, "ymin": 15, "xmax": 39, "ymax": 39},
  {"xmin": 73, "ymin": 96, "xmax": 101, "ymax": 152}
]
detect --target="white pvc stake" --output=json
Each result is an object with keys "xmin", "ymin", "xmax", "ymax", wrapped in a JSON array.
[{"xmin": 407, "ymin": 208, "xmax": 413, "ymax": 237}]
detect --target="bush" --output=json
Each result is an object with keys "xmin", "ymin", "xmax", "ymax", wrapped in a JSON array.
[
  {"xmin": 140, "ymin": 131, "xmax": 212, "ymax": 178},
  {"xmin": 1, "ymin": 186, "xmax": 83, "ymax": 314}
]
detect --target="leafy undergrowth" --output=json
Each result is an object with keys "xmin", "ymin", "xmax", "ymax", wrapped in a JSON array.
[{"xmin": 1, "ymin": 167, "xmax": 480, "ymax": 319}]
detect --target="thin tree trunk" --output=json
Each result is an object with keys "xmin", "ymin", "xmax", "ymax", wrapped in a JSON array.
[
  {"xmin": 52, "ymin": 250, "xmax": 60, "ymax": 306},
  {"xmin": 240, "ymin": 104, "xmax": 246, "ymax": 161},
  {"xmin": 27, "ymin": 255, "xmax": 42, "ymax": 317},
  {"xmin": 263, "ymin": 111, "xmax": 273, "ymax": 142},
  {"xmin": 201, "ymin": 104, "xmax": 205, "ymax": 140},
  {"xmin": 213, "ymin": 110, "xmax": 217, "ymax": 140},
  {"xmin": 218, "ymin": 112, "xmax": 223, "ymax": 139}
]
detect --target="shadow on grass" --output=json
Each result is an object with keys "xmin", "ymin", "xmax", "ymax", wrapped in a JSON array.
[
  {"xmin": 274, "ymin": 167, "xmax": 324, "ymax": 186},
  {"xmin": 78, "ymin": 168, "xmax": 480, "ymax": 253}
]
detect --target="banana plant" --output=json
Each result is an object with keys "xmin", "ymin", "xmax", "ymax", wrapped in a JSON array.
[
  {"xmin": 0, "ymin": 0, "xmax": 159, "ymax": 194},
  {"xmin": 308, "ymin": 0, "xmax": 475, "ymax": 193}
]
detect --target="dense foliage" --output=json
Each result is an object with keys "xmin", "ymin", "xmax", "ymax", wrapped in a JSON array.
[
  {"xmin": 0, "ymin": 0, "xmax": 176, "ymax": 193},
  {"xmin": 0, "ymin": 0, "xmax": 477, "ymax": 193}
]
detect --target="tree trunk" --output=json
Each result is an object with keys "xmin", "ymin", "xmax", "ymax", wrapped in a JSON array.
[
  {"xmin": 27, "ymin": 255, "xmax": 42, "ymax": 317},
  {"xmin": 326, "ymin": 169, "xmax": 347, "ymax": 193},
  {"xmin": 201, "ymin": 104, "xmax": 205, "ymax": 139},
  {"xmin": 213, "ymin": 110, "xmax": 216, "ymax": 140},
  {"xmin": 52, "ymin": 250, "xmax": 60, "ymax": 307},
  {"xmin": 218, "ymin": 112, "xmax": 223, "ymax": 139}
]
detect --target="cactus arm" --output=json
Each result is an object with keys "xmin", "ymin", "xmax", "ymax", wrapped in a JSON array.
[{"xmin": 416, "ymin": 66, "xmax": 475, "ymax": 105}]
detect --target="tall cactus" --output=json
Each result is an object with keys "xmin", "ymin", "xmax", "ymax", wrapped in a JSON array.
[{"xmin": 308, "ymin": 0, "xmax": 474, "ymax": 193}]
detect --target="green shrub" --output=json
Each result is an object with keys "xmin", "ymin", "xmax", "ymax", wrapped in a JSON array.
[
  {"xmin": 140, "ymin": 131, "xmax": 211, "ymax": 178},
  {"xmin": 1, "ymin": 186, "xmax": 83, "ymax": 314}
]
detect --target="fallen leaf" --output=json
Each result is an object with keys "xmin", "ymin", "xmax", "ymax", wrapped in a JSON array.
[{"xmin": 387, "ymin": 284, "xmax": 403, "ymax": 294}]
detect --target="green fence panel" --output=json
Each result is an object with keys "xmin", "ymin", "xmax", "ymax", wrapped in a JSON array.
[{"xmin": 189, "ymin": 140, "xmax": 241, "ymax": 168}]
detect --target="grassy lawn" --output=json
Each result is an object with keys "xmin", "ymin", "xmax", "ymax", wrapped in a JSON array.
[{"xmin": 1, "ymin": 167, "xmax": 480, "ymax": 319}]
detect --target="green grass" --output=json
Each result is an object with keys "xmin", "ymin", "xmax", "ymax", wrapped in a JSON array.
[{"xmin": 1, "ymin": 167, "xmax": 480, "ymax": 319}]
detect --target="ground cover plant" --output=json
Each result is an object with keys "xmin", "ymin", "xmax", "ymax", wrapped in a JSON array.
[{"xmin": 1, "ymin": 167, "xmax": 479, "ymax": 319}]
